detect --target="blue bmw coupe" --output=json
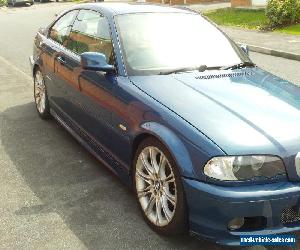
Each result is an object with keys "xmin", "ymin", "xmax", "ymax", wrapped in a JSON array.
[{"xmin": 29, "ymin": 3, "xmax": 300, "ymax": 245}]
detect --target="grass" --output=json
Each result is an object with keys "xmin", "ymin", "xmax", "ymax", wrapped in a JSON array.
[
  {"xmin": 204, "ymin": 8, "xmax": 268, "ymax": 30},
  {"xmin": 204, "ymin": 8, "xmax": 300, "ymax": 36},
  {"xmin": 276, "ymin": 24, "xmax": 300, "ymax": 35}
]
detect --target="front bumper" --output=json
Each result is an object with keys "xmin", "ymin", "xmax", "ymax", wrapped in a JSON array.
[{"xmin": 183, "ymin": 178, "xmax": 300, "ymax": 245}]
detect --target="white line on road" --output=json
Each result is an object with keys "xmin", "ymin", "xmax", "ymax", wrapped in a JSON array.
[{"xmin": 0, "ymin": 55, "xmax": 32, "ymax": 82}]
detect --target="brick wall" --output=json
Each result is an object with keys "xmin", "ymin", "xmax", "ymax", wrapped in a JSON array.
[
  {"xmin": 170, "ymin": 0, "xmax": 184, "ymax": 4},
  {"xmin": 186, "ymin": 0, "xmax": 219, "ymax": 3},
  {"xmin": 146, "ymin": 0, "xmax": 228, "ymax": 4},
  {"xmin": 146, "ymin": 0, "xmax": 163, "ymax": 3},
  {"xmin": 231, "ymin": 0, "xmax": 251, "ymax": 7}
]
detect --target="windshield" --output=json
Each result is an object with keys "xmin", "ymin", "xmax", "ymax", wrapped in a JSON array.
[{"xmin": 115, "ymin": 13, "xmax": 250, "ymax": 76}]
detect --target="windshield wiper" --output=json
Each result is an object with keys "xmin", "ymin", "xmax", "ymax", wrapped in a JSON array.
[
  {"xmin": 159, "ymin": 65, "xmax": 220, "ymax": 75},
  {"xmin": 221, "ymin": 61, "xmax": 256, "ymax": 70}
]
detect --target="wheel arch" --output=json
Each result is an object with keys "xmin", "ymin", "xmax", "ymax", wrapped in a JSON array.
[
  {"xmin": 33, "ymin": 64, "xmax": 40, "ymax": 76},
  {"xmin": 131, "ymin": 122, "xmax": 195, "ymax": 178},
  {"xmin": 31, "ymin": 52, "xmax": 44, "ymax": 77}
]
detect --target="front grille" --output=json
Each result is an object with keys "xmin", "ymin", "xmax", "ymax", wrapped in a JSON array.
[{"xmin": 281, "ymin": 207, "xmax": 300, "ymax": 225}]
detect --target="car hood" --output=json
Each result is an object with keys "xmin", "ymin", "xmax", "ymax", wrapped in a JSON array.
[{"xmin": 129, "ymin": 67, "xmax": 300, "ymax": 157}]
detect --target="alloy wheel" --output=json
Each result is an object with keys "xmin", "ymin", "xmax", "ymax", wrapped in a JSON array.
[
  {"xmin": 135, "ymin": 146, "xmax": 177, "ymax": 227},
  {"xmin": 34, "ymin": 70, "xmax": 46, "ymax": 114}
]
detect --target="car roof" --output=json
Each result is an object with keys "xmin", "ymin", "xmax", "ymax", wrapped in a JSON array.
[{"xmin": 72, "ymin": 3, "xmax": 195, "ymax": 16}]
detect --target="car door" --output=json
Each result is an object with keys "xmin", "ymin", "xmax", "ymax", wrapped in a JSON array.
[
  {"xmin": 42, "ymin": 10, "xmax": 79, "ymax": 114},
  {"xmin": 61, "ymin": 10, "xmax": 118, "ymax": 159}
]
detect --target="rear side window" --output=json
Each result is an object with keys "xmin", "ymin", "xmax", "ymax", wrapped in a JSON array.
[
  {"xmin": 49, "ymin": 10, "xmax": 78, "ymax": 46},
  {"xmin": 66, "ymin": 10, "xmax": 114, "ymax": 63}
]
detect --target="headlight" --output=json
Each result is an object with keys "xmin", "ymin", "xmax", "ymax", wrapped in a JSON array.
[{"xmin": 204, "ymin": 155, "xmax": 286, "ymax": 181}]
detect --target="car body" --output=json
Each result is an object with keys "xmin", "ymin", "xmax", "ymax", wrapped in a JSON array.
[
  {"xmin": 7, "ymin": 0, "xmax": 33, "ymax": 6},
  {"xmin": 29, "ymin": 3, "xmax": 300, "ymax": 245}
]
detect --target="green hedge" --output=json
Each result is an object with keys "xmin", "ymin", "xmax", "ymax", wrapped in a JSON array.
[
  {"xmin": 0, "ymin": 0, "xmax": 7, "ymax": 6},
  {"xmin": 266, "ymin": 0, "xmax": 300, "ymax": 27}
]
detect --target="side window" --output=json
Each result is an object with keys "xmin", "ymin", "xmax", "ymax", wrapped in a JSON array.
[
  {"xmin": 49, "ymin": 10, "xmax": 78, "ymax": 46},
  {"xmin": 67, "ymin": 10, "xmax": 114, "ymax": 64}
]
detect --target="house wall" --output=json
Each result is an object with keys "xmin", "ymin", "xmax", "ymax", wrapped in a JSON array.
[
  {"xmin": 145, "ymin": 0, "xmax": 229, "ymax": 4},
  {"xmin": 251, "ymin": 0, "xmax": 267, "ymax": 6},
  {"xmin": 231, "ymin": 0, "xmax": 251, "ymax": 7},
  {"xmin": 231, "ymin": 0, "xmax": 267, "ymax": 7}
]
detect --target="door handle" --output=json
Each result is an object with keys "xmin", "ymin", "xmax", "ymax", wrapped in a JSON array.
[{"xmin": 57, "ymin": 56, "xmax": 66, "ymax": 65}]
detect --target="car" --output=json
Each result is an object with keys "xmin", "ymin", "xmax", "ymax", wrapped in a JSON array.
[
  {"xmin": 7, "ymin": 0, "xmax": 33, "ymax": 6},
  {"xmin": 34, "ymin": 0, "xmax": 55, "ymax": 3},
  {"xmin": 29, "ymin": 3, "xmax": 300, "ymax": 245}
]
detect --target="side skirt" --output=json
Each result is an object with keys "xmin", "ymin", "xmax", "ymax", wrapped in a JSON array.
[{"xmin": 50, "ymin": 107, "xmax": 132, "ymax": 187}]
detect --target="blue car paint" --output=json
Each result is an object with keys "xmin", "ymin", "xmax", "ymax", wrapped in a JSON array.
[
  {"xmin": 184, "ymin": 178, "xmax": 300, "ymax": 245},
  {"xmin": 30, "ymin": 3, "xmax": 300, "ymax": 245},
  {"xmin": 115, "ymin": 76, "xmax": 225, "ymax": 176},
  {"xmin": 129, "ymin": 67, "xmax": 300, "ymax": 181}
]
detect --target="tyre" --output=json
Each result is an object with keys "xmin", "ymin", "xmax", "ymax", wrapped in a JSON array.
[
  {"xmin": 133, "ymin": 137, "xmax": 188, "ymax": 235},
  {"xmin": 34, "ymin": 69, "xmax": 51, "ymax": 119}
]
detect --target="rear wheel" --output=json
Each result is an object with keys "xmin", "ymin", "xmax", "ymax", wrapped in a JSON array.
[
  {"xmin": 34, "ymin": 69, "xmax": 51, "ymax": 119},
  {"xmin": 133, "ymin": 138, "xmax": 188, "ymax": 235}
]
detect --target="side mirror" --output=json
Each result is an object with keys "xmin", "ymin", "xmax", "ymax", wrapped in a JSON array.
[
  {"xmin": 80, "ymin": 52, "xmax": 115, "ymax": 73},
  {"xmin": 240, "ymin": 44, "xmax": 249, "ymax": 55}
]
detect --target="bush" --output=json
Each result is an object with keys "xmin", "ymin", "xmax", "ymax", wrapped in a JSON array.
[
  {"xmin": 266, "ymin": 0, "xmax": 300, "ymax": 28},
  {"xmin": 0, "ymin": 0, "xmax": 7, "ymax": 6}
]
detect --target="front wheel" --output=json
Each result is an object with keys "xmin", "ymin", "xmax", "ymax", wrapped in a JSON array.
[
  {"xmin": 133, "ymin": 138, "xmax": 188, "ymax": 235},
  {"xmin": 34, "ymin": 69, "xmax": 51, "ymax": 119}
]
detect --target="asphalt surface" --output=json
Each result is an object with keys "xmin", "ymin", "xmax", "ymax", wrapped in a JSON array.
[{"xmin": 0, "ymin": 2, "xmax": 300, "ymax": 250}]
